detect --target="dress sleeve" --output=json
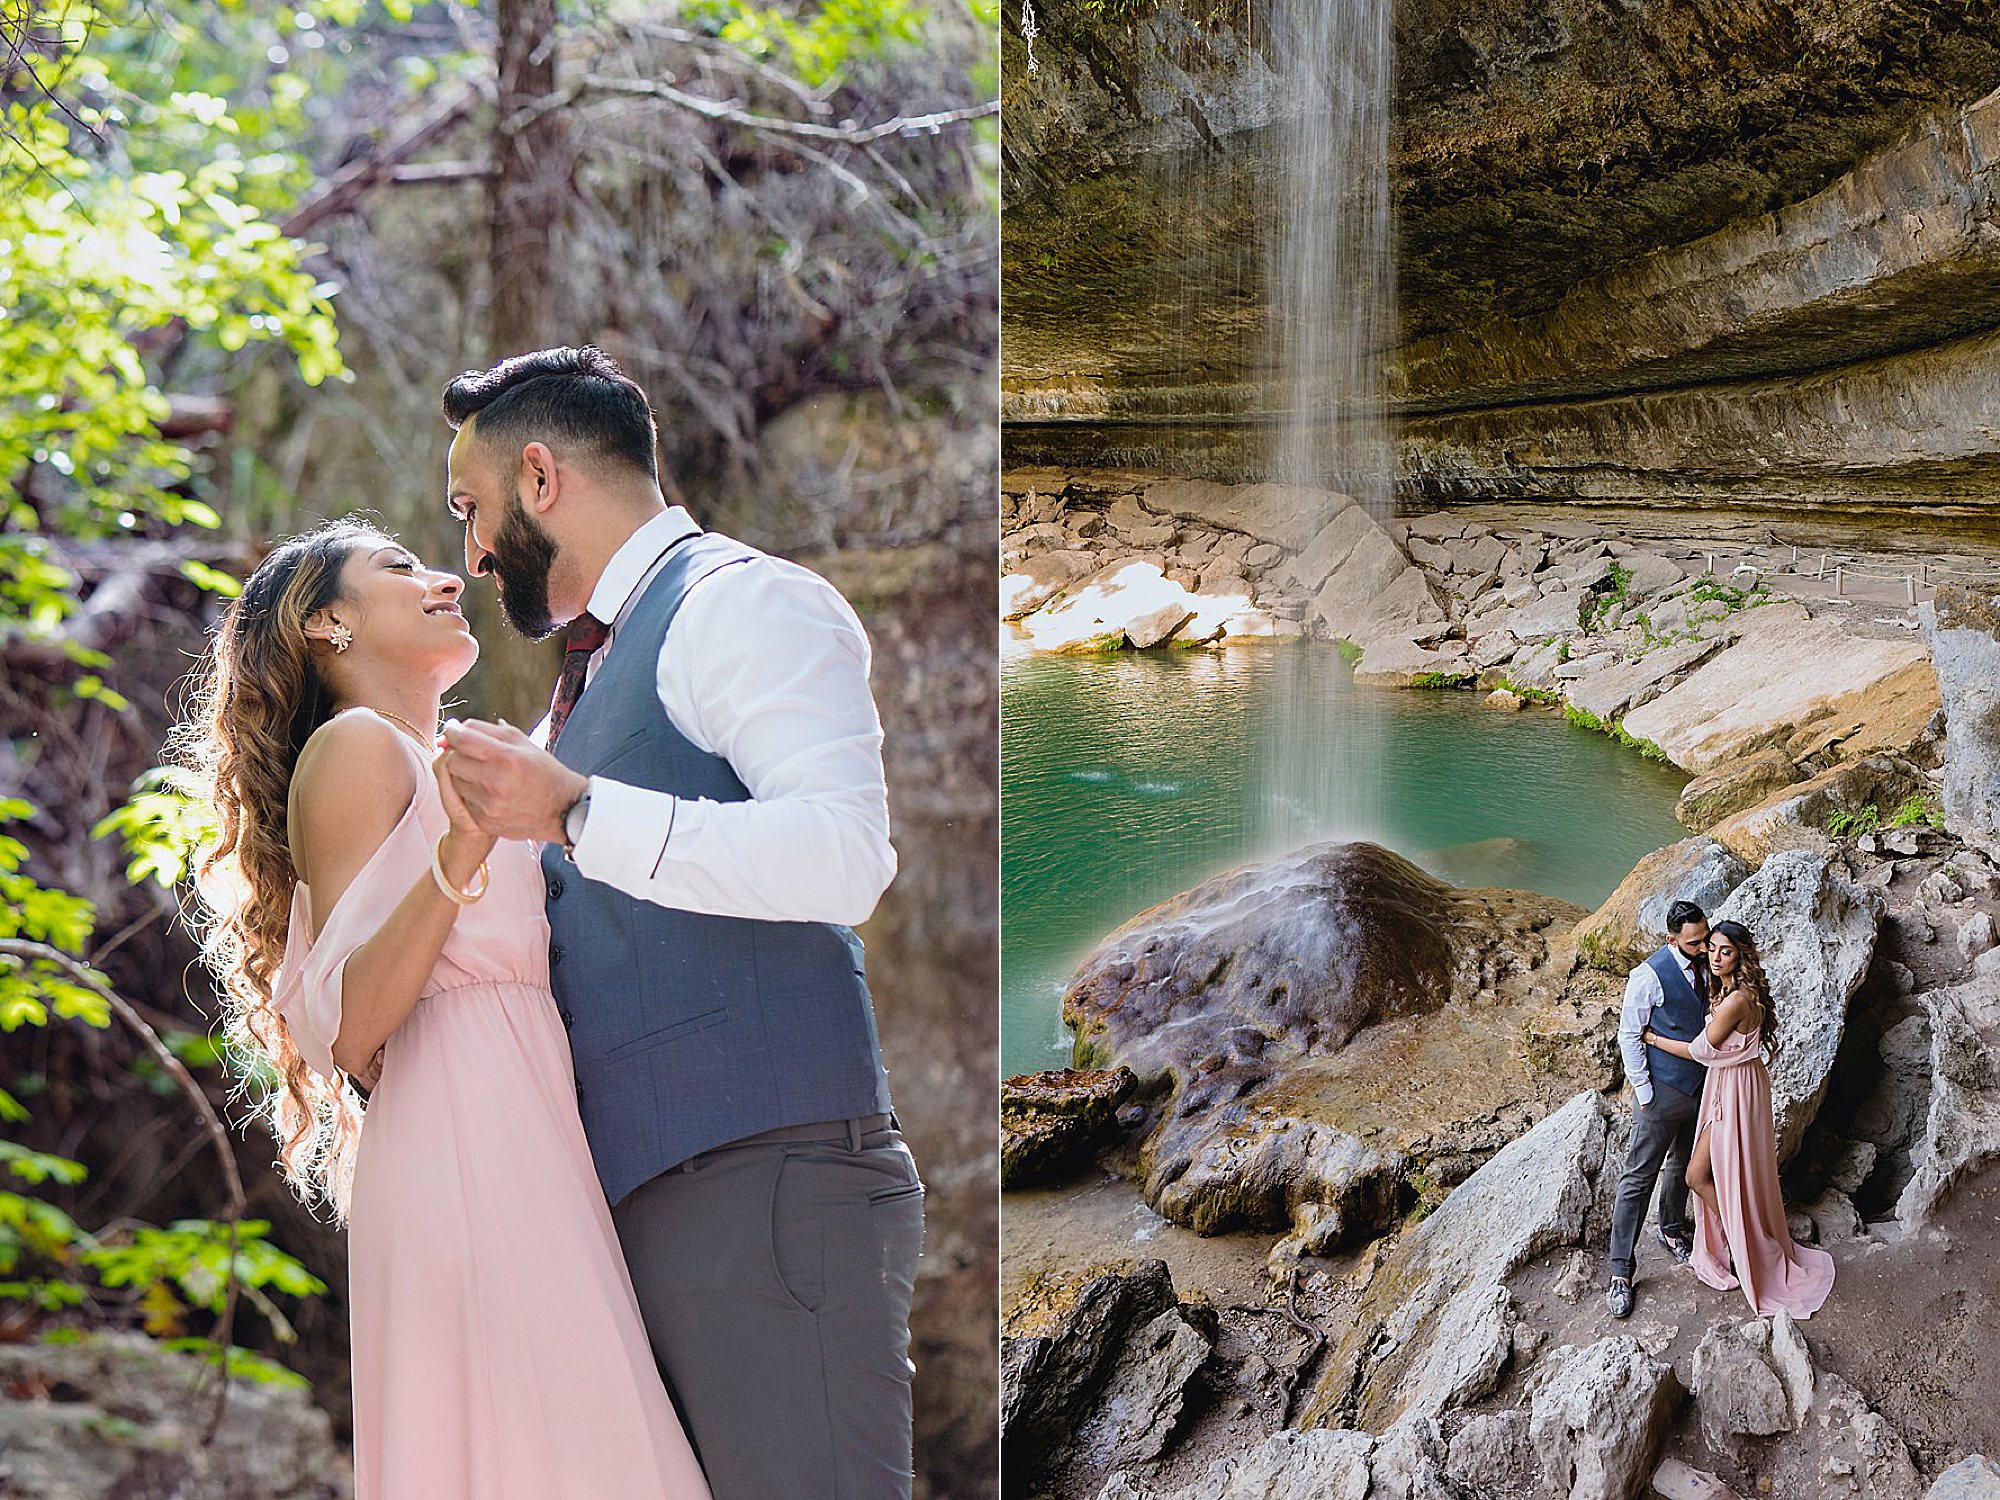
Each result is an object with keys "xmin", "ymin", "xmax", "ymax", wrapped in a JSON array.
[
  {"xmin": 270, "ymin": 783, "xmax": 434, "ymax": 1078},
  {"xmin": 1688, "ymin": 1030, "xmax": 1724, "ymax": 1065}
]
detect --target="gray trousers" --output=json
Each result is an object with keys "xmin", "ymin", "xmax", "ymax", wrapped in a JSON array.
[
  {"xmin": 611, "ymin": 1123, "xmax": 925, "ymax": 1500},
  {"xmin": 1607, "ymin": 1080, "xmax": 1700, "ymax": 1280}
]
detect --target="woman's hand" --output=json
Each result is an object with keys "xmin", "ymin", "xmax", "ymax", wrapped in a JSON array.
[{"xmin": 432, "ymin": 748, "xmax": 497, "ymax": 878}]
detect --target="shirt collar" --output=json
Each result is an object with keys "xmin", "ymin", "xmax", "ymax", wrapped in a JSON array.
[{"xmin": 585, "ymin": 506, "xmax": 701, "ymax": 631}]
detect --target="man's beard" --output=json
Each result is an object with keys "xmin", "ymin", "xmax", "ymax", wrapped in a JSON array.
[{"xmin": 488, "ymin": 492, "xmax": 561, "ymax": 640}]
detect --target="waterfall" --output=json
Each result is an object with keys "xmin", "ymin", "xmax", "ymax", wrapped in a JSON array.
[
  {"xmin": 1266, "ymin": 0, "xmax": 1398, "ymax": 516},
  {"xmin": 1259, "ymin": 0, "xmax": 1400, "ymax": 853}
]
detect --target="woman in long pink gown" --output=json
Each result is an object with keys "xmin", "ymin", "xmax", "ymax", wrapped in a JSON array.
[
  {"xmin": 1644, "ymin": 919, "xmax": 1834, "ymax": 1319},
  {"xmin": 182, "ymin": 522, "xmax": 709, "ymax": 1500}
]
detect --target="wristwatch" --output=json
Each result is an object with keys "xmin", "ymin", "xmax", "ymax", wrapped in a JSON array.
[{"xmin": 561, "ymin": 780, "xmax": 593, "ymax": 860}]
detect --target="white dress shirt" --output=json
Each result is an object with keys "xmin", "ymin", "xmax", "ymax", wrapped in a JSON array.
[
  {"xmin": 538, "ymin": 507, "xmax": 897, "ymax": 926},
  {"xmin": 1618, "ymin": 945, "xmax": 1699, "ymax": 1107}
]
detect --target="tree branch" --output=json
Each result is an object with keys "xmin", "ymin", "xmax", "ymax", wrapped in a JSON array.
[
  {"xmin": 558, "ymin": 76, "xmax": 997, "ymax": 145},
  {"xmin": 282, "ymin": 83, "xmax": 485, "ymax": 238}
]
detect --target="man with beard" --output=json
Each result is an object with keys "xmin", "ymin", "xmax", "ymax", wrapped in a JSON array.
[{"xmin": 432, "ymin": 346, "xmax": 922, "ymax": 1500}]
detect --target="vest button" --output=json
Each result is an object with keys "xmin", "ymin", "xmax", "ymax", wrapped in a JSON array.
[
  {"xmin": 548, "ymin": 877, "xmax": 565, "ymax": 900},
  {"xmin": 551, "ymin": 945, "xmax": 564, "ymax": 967},
  {"xmin": 557, "ymin": 1007, "xmax": 574, "ymax": 1027}
]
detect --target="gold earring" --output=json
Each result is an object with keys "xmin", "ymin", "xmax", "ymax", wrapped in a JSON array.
[{"xmin": 329, "ymin": 621, "xmax": 353, "ymax": 654}]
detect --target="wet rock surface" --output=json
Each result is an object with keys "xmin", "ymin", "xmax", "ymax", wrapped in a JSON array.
[{"xmin": 1063, "ymin": 840, "xmax": 1587, "ymax": 1253}]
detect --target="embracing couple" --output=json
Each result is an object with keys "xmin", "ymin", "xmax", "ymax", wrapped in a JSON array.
[
  {"xmin": 1605, "ymin": 900, "xmax": 1834, "ymax": 1323},
  {"xmin": 181, "ymin": 347, "xmax": 923, "ymax": 1499}
]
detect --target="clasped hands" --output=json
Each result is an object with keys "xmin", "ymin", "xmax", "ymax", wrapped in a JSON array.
[{"xmin": 433, "ymin": 718, "xmax": 589, "ymax": 846}]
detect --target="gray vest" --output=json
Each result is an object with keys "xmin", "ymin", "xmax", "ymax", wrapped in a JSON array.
[
  {"xmin": 1644, "ymin": 945, "xmax": 1709, "ymax": 1099},
  {"xmin": 542, "ymin": 530, "xmax": 892, "ymax": 1204}
]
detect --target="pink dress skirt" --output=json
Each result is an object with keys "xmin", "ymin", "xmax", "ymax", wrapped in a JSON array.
[
  {"xmin": 1688, "ymin": 1025, "xmax": 1836, "ymax": 1319},
  {"xmin": 271, "ymin": 714, "xmax": 710, "ymax": 1499}
]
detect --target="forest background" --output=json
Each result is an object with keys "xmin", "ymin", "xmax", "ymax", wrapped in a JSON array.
[{"xmin": 0, "ymin": 0, "xmax": 998, "ymax": 1494}]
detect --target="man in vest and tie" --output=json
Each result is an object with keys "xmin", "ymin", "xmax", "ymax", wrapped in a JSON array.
[
  {"xmin": 1606, "ymin": 899, "xmax": 1711, "ymax": 1320},
  {"xmin": 432, "ymin": 346, "xmax": 923, "ymax": 1499}
]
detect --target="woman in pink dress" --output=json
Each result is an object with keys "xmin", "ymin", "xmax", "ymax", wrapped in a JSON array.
[
  {"xmin": 178, "ymin": 519, "xmax": 711, "ymax": 1500},
  {"xmin": 1643, "ymin": 919, "xmax": 1835, "ymax": 1319}
]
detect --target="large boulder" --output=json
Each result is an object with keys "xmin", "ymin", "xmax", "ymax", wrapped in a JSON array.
[
  {"xmin": 1689, "ymin": 1314, "xmax": 1813, "ymax": 1450},
  {"xmin": 1572, "ymin": 836, "xmax": 1752, "ymax": 974},
  {"xmin": 1138, "ymin": 478, "xmax": 1344, "ymax": 554},
  {"xmin": 1526, "ymin": 1336, "xmax": 1679, "ymax": 1500},
  {"xmin": 1022, "ymin": 560, "xmax": 1188, "ymax": 652},
  {"xmin": 1353, "ymin": 636, "xmax": 1476, "ymax": 687},
  {"xmin": 1712, "ymin": 850, "xmax": 1884, "ymax": 1161},
  {"xmin": 1924, "ymin": 584, "xmax": 2000, "ymax": 863},
  {"xmin": 1063, "ymin": 842, "xmax": 1584, "ymax": 1250},
  {"xmin": 1067, "ymin": 842, "xmax": 1545, "ymax": 1079},
  {"xmin": 1001, "ymin": 1067, "xmax": 1138, "ymax": 1186},
  {"xmin": 1895, "ymin": 973, "xmax": 2000, "ymax": 1229},
  {"xmin": 1002, "ymin": 1260, "xmax": 1214, "ymax": 1497},
  {"xmin": 0, "ymin": 1333, "xmax": 351, "ymax": 1500},
  {"xmin": 1620, "ymin": 604, "xmax": 1939, "ymax": 774},
  {"xmin": 1302, "ymin": 1091, "xmax": 1615, "ymax": 1431}
]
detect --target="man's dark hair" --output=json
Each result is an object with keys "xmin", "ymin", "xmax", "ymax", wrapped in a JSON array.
[
  {"xmin": 442, "ymin": 346, "xmax": 659, "ymax": 483},
  {"xmin": 1665, "ymin": 900, "xmax": 1707, "ymax": 935}
]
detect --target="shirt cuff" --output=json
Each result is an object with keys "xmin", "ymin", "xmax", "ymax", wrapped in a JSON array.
[{"xmin": 569, "ymin": 775, "xmax": 681, "ymax": 882}]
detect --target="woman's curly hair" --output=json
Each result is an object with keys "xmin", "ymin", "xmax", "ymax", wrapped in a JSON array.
[
  {"xmin": 171, "ymin": 519, "xmax": 387, "ymax": 1217},
  {"xmin": 1707, "ymin": 918, "xmax": 1779, "ymax": 1062}
]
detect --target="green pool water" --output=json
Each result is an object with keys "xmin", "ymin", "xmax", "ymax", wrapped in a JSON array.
[{"xmin": 1000, "ymin": 633, "xmax": 1691, "ymax": 1079}]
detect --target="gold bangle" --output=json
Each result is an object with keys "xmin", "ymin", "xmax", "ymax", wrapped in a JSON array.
[{"xmin": 431, "ymin": 832, "xmax": 490, "ymax": 905}]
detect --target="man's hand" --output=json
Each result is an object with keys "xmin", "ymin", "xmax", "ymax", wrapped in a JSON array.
[{"xmin": 438, "ymin": 718, "xmax": 587, "ymax": 843}]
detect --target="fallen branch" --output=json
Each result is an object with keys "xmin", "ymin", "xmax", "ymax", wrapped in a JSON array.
[
  {"xmin": 555, "ymin": 75, "xmax": 997, "ymax": 145},
  {"xmin": 0, "ymin": 938, "xmax": 247, "ymax": 1442}
]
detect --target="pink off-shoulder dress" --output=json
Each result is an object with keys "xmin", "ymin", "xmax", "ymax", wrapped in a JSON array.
[
  {"xmin": 270, "ymin": 714, "xmax": 710, "ymax": 1500},
  {"xmin": 1688, "ymin": 1025, "xmax": 1836, "ymax": 1319}
]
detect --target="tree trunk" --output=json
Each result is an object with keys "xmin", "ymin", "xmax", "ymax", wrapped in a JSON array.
[{"xmin": 465, "ymin": 0, "xmax": 573, "ymax": 723}]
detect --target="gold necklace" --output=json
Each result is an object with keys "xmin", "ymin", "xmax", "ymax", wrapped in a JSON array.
[{"xmin": 372, "ymin": 707, "xmax": 439, "ymax": 747}]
